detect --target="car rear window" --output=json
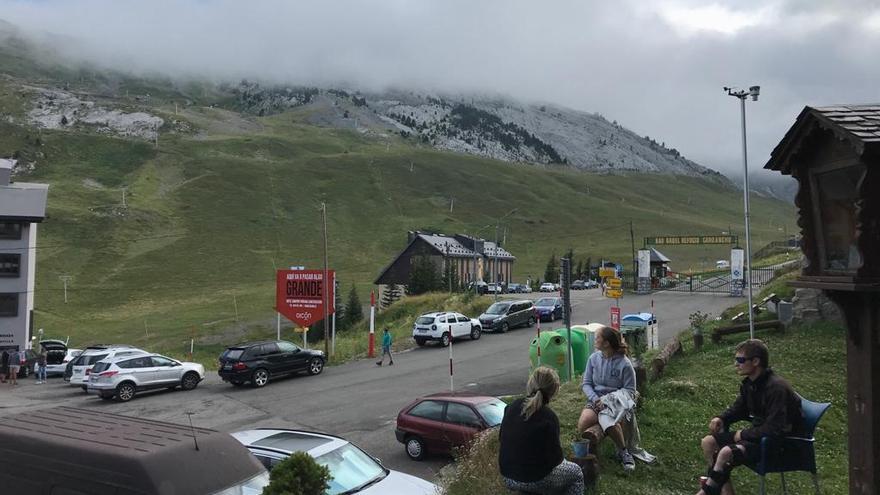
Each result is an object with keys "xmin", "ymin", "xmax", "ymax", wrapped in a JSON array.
[
  {"xmin": 222, "ymin": 349, "xmax": 244, "ymax": 360},
  {"xmin": 91, "ymin": 362, "xmax": 112, "ymax": 373},
  {"xmin": 415, "ymin": 316, "xmax": 435, "ymax": 325},
  {"xmin": 82, "ymin": 353, "xmax": 109, "ymax": 365}
]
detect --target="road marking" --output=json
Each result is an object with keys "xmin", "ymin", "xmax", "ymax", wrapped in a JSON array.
[{"xmin": 466, "ymin": 382, "xmax": 478, "ymax": 387}]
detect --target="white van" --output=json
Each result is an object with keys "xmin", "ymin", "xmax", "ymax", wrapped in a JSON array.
[{"xmin": 716, "ymin": 260, "xmax": 731, "ymax": 269}]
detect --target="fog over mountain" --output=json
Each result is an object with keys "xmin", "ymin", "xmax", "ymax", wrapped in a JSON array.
[{"xmin": 0, "ymin": 0, "xmax": 878, "ymax": 182}]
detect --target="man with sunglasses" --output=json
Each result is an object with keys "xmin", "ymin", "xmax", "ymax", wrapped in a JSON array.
[{"xmin": 696, "ymin": 339, "xmax": 804, "ymax": 495}]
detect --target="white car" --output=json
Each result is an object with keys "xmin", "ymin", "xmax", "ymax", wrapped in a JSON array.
[
  {"xmin": 232, "ymin": 429, "xmax": 438, "ymax": 495},
  {"xmin": 66, "ymin": 345, "xmax": 148, "ymax": 390},
  {"xmin": 539, "ymin": 282, "xmax": 556, "ymax": 292},
  {"xmin": 412, "ymin": 312, "xmax": 481, "ymax": 347},
  {"xmin": 87, "ymin": 353, "xmax": 205, "ymax": 402},
  {"xmin": 46, "ymin": 348, "xmax": 81, "ymax": 376}
]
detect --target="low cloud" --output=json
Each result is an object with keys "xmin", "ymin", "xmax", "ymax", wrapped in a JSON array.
[{"xmin": 1, "ymin": 0, "xmax": 877, "ymax": 175}]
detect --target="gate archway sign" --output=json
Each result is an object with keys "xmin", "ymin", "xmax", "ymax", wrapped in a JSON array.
[{"xmin": 276, "ymin": 269, "xmax": 335, "ymax": 327}]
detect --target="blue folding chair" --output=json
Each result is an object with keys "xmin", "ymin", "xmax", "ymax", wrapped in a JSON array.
[{"xmin": 746, "ymin": 396, "xmax": 831, "ymax": 494}]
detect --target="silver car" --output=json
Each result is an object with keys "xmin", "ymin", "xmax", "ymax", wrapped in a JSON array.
[
  {"xmin": 87, "ymin": 353, "xmax": 205, "ymax": 402},
  {"xmin": 67, "ymin": 345, "xmax": 147, "ymax": 390},
  {"xmin": 232, "ymin": 429, "xmax": 438, "ymax": 495}
]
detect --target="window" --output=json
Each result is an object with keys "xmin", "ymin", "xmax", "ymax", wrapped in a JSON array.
[
  {"xmin": 124, "ymin": 356, "xmax": 152, "ymax": 368},
  {"xmin": 0, "ymin": 222, "xmax": 22, "ymax": 240},
  {"xmin": 457, "ymin": 315, "xmax": 470, "ymax": 323},
  {"xmin": 151, "ymin": 356, "xmax": 176, "ymax": 367},
  {"xmin": 0, "ymin": 254, "xmax": 20, "ymax": 277},
  {"xmin": 277, "ymin": 341, "xmax": 299, "ymax": 352},
  {"xmin": 0, "ymin": 293, "xmax": 19, "ymax": 317},
  {"xmin": 408, "ymin": 400, "xmax": 445, "ymax": 421},
  {"xmin": 223, "ymin": 348, "xmax": 244, "ymax": 360},
  {"xmin": 445, "ymin": 402, "xmax": 481, "ymax": 426},
  {"xmin": 260, "ymin": 343, "xmax": 279, "ymax": 355},
  {"xmin": 254, "ymin": 454, "xmax": 284, "ymax": 471}
]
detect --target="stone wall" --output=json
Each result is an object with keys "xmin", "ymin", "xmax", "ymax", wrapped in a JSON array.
[{"xmin": 791, "ymin": 288, "xmax": 844, "ymax": 325}]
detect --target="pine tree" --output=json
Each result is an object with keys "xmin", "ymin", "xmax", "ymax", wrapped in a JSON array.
[
  {"xmin": 334, "ymin": 281, "xmax": 345, "ymax": 330},
  {"xmin": 575, "ymin": 259, "xmax": 584, "ymax": 280},
  {"xmin": 408, "ymin": 256, "xmax": 440, "ymax": 295},
  {"xmin": 440, "ymin": 260, "xmax": 460, "ymax": 292},
  {"xmin": 544, "ymin": 253, "xmax": 558, "ymax": 284},
  {"xmin": 345, "ymin": 285, "xmax": 364, "ymax": 328}
]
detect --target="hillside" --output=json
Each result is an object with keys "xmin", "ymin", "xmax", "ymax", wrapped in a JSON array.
[{"xmin": 0, "ymin": 28, "xmax": 797, "ymax": 355}]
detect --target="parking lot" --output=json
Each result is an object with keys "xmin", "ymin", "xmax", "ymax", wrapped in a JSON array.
[{"xmin": 0, "ymin": 290, "xmax": 738, "ymax": 482}]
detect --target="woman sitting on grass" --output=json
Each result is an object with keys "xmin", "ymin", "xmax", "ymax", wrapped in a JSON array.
[
  {"xmin": 498, "ymin": 366, "xmax": 585, "ymax": 495},
  {"xmin": 577, "ymin": 325, "xmax": 638, "ymax": 472}
]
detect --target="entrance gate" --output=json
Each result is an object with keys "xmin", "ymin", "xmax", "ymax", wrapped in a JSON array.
[{"xmin": 661, "ymin": 267, "xmax": 776, "ymax": 294}]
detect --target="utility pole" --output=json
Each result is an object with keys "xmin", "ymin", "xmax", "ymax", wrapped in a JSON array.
[
  {"xmin": 494, "ymin": 225, "xmax": 500, "ymax": 302},
  {"xmin": 472, "ymin": 233, "xmax": 479, "ymax": 295},
  {"xmin": 630, "ymin": 220, "xmax": 637, "ymax": 291},
  {"xmin": 321, "ymin": 202, "xmax": 330, "ymax": 357},
  {"xmin": 59, "ymin": 275, "xmax": 72, "ymax": 303},
  {"xmin": 560, "ymin": 257, "xmax": 573, "ymax": 381}
]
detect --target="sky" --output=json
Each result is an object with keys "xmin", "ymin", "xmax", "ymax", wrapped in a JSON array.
[{"xmin": 1, "ymin": 0, "xmax": 878, "ymax": 178}]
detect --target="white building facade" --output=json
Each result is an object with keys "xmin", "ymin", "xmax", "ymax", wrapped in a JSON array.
[{"xmin": 0, "ymin": 159, "xmax": 48, "ymax": 352}]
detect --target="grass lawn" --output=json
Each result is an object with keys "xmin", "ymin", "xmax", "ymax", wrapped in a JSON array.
[{"xmin": 440, "ymin": 321, "xmax": 848, "ymax": 494}]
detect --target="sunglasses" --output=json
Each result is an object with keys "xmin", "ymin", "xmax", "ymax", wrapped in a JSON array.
[{"xmin": 734, "ymin": 356, "xmax": 755, "ymax": 364}]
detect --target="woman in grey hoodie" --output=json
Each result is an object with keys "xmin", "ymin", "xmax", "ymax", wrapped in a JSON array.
[{"xmin": 577, "ymin": 325, "xmax": 637, "ymax": 472}]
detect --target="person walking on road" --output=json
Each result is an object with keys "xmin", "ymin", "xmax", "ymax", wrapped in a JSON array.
[
  {"xmin": 36, "ymin": 346, "xmax": 47, "ymax": 384},
  {"xmin": 376, "ymin": 328, "xmax": 394, "ymax": 366},
  {"xmin": 7, "ymin": 349, "xmax": 20, "ymax": 386}
]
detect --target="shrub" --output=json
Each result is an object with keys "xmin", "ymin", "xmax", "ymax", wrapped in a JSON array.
[{"xmin": 261, "ymin": 451, "xmax": 331, "ymax": 495}]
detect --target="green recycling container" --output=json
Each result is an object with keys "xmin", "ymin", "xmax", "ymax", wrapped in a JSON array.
[
  {"xmin": 529, "ymin": 331, "xmax": 569, "ymax": 377},
  {"xmin": 569, "ymin": 327, "xmax": 595, "ymax": 374}
]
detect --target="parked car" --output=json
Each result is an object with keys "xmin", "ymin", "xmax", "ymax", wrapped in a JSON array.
[
  {"xmin": 478, "ymin": 300, "xmax": 536, "ymax": 333},
  {"xmin": 218, "ymin": 340, "xmax": 325, "ymax": 388},
  {"xmin": 39, "ymin": 339, "xmax": 81, "ymax": 376},
  {"xmin": 65, "ymin": 345, "xmax": 148, "ymax": 390},
  {"xmin": 486, "ymin": 283, "xmax": 504, "ymax": 294},
  {"xmin": 87, "ymin": 353, "xmax": 205, "ymax": 402},
  {"xmin": 467, "ymin": 280, "xmax": 489, "ymax": 294},
  {"xmin": 395, "ymin": 393, "xmax": 507, "ymax": 460},
  {"xmin": 571, "ymin": 280, "xmax": 586, "ymax": 290},
  {"xmin": 534, "ymin": 297, "xmax": 564, "ymax": 321},
  {"xmin": 233, "ymin": 428, "xmax": 438, "ymax": 494},
  {"xmin": 520, "ymin": 283, "xmax": 533, "ymax": 293},
  {"xmin": 412, "ymin": 312, "xmax": 481, "ymax": 347},
  {"xmin": 539, "ymin": 282, "xmax": 556, "ymax": 292},
  {"xmin": 2, "ymin": 407, "xmax": 269, "ymax": 495},
  {"xmin": 585, "ymin": 279, "xmax": 600, "ymax": 289},
  {"xmin": 507, "ymin": 283, "xmax": 522, "ymax": 293}
]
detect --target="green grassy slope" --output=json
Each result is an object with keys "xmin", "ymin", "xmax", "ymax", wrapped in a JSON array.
[{"xmin": 0, "ymin": 62, "xmax": 797, "ymax": 358}]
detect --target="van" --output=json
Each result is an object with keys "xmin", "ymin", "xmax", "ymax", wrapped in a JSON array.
[
  {"xmin": 0, "ymin": 406, "xmax": 269, "ymax": 495},
  {"xmin": 716, "ymin": 260, "xmax": 731, "ymax": 269},
  {"xmin": 478, "ymin": 300, "xmax": 536, "ymax": 332}
]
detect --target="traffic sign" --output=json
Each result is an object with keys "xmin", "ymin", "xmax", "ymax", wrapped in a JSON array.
[
  {"xmin": 276, "ymin": 269, "xmax": 335, "ymax": 327},
  {"xmin": 607, "ymin": 277, "xmax": 622, "ymax": 289},
  {"xmin": 293, "ymin": 327, "xmax": 309, "ymax": 333},
  {"xmin": 599, "ymin": 267, "xmax": 616, "ymax": 278},
  {"xmin": 610, "ymin": 306, "xmax": 621, "ymax": 330},
  {"xmin": 606, "ymin": 288, "xmax": 623, "ymax": 299}
]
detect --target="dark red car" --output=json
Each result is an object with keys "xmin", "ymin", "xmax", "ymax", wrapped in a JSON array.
[{"xmin": 395, "ymin": 393, "xmax": 507, "ymax": 460}]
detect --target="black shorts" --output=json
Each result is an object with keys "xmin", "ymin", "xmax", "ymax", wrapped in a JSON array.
[{"xmin": 712, "ymin": 432, "xmax": 761, "ymax": 466}]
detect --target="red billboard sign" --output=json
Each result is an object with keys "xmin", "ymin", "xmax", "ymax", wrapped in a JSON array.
[
  {"xmin": 276, "ymin": 269, "xmax": 335, "ymax": 327},
  {"xmin": 610, "ymin": 306, "xmax": 621, "ymax": 330}
]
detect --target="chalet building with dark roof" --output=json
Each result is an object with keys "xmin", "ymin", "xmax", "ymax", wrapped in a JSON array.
[{"xmin": 374, "ymin": 231, "xmax": 516, "ymax": 288}]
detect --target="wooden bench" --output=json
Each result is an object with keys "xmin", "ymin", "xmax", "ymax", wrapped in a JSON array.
[{"xmin": 711, "ymin": 319, "xmax": 784, "ymax": 343}]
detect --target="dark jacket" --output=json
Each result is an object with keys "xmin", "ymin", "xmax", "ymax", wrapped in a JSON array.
[
  {"xmin": 719, "ymin": 369, "xmax": 804, "ymax": 442},
  {"xmin": 498, "ymin": 397, "xmax": 563, "ymax": 483}
]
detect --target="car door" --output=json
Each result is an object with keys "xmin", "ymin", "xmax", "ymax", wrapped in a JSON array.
[
  {"xmin": 124, "ymin": 356, "xmax": 158, "ymax": 388},
  {"xmin": 150, "ymin": 355, "xmax": 181, "ymax": 385},
  {"xmin": 455, "ymin": 314, "xmax": 470, "ymax": 338},
  {"xmin": 403, "ymin": 400, "xmax": 449, "ymax": 454},
  {"xmin": 276, "ymin": 341, "xmax": 307, "ymax": 372},
  {"xmin": 442, "ymin": 402, "xmax": 485, "ymax": 450},
  {"xmin": 259, "ymin": 343, "xmax": 286, "ymax": 374}
]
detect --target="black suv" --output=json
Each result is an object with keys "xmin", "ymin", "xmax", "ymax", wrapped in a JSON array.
[
  {"xmin": 218, "ymin": 340, "xmax": 325, "ymax": 388},
  {"xmin": 478, "ymin": 300, "xmax": 536, "ymax": 333}
]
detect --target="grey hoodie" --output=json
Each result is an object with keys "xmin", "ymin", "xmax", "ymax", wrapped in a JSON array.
[{"xmin": 581, "ymin": 351, "xmax": 636, "ymax": 403}]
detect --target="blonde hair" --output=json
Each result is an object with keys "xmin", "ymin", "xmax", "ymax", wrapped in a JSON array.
[{"xmin": 522, "ymin": 366, "xmax": 560, "ymax": 421}]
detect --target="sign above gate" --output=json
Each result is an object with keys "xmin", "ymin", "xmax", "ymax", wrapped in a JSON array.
[{"xmin": 645, "ymin": 235, "xmax": 738, "ymax": 246}]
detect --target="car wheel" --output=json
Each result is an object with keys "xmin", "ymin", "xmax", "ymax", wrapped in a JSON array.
[
  {"xmin": 405, "ymin": 435, "xmax": 427, "ymax": 461},
  {"xmin": 440, "ymin": 333, "xmax": 451, "ymax": 347},
  {"xmin": 415, "ymin": 338, "xmax": 426, "ymax": 346},
  {"xmin": 470, "ymin": 326, "xmax": 481, "ymax": 340},
  {"xmin": 115, "ymin": 382, "xmax": 136, "ymax": 402},
  {"xmin": 307, "ymin": 357, "xmax": 324, "ymax": 376},
  {"xmin": 181, "ymin": 372, "xmax": 200, "ymax": 391},
  {"xmin": 528, "ymin": 316, "xmax": 536, "ymax": 327},
  {"xmin": 251, "ymin": 368, "xmax": 270, "ymax": 388},
  {"xmin": 500, "ymin": 322, "xmax": 509, "ymax": 333}
]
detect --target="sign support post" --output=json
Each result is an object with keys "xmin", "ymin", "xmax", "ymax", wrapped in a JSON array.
[{"xmin": 368, "ymin": 291, "xmax": 376, "ymax": 358}]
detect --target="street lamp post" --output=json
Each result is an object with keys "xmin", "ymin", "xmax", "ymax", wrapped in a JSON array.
[
  {"xmin": 494, "ymin": 209, "xmax": 518, "ymax": 302},
  {"xmin": 725, "ymin": 85, "xmax": 760, "ymax": 339}
]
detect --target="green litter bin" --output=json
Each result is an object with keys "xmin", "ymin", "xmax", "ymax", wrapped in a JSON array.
[
  {"xmin": 529, "ymin": 331, "xmax": 568, "ymax": 377},
  {"xmin": 569, "ymin": 327, "xmax": 595, "ymax": 374}
]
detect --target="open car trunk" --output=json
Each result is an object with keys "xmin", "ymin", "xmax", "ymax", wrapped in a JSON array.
[{"xmin": 40, "ymin": 340, "xmax": 68, "ymax": 365}]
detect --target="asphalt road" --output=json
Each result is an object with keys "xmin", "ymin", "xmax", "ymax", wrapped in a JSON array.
[{"xmin": 0, "ymin": 289, "xmax": 739, "ymax": 483}]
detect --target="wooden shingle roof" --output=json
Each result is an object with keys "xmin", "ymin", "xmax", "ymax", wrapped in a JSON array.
[{"xmin": 765, "ymin": 104, "xmax": 880, "ymax": 173}]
